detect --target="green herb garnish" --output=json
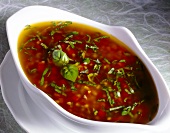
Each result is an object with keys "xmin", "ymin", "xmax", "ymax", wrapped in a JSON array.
[
  {"xmin": 86, "ymin": 34, "xmax": 91, "ymax": 43},
  {"xmin": 70, "ymin": 82, "xmax": 77, "ymax": 91},
  {"xmin": 85, "ymin": 44, "xmax": 99, "ymax": 52},
  {"xmin": 102, "ymin": 87, "xmax": 115, "ymax": 106},
  {"xmin": 61, "ymin": 64, "xmax": 78, "ymax": 82},
  {"xmin": 52, "ymin": 50, "xmax": 70, "ymax": 66},
  {"xmin": 108, "ymin": 68, "xmax": 115, "ymax": 74},
  {"xmin": 40, "ymin": 43, "xmax": 48, "ymax": 49},
  {"xmin": 104, "ymin": 58, "xmax": 111, "ymax": 64},
  {"xmin": 93, "ymin": 36, "xmax": 109, "ymax": 42},
  {"xmin": 83, "ymin": 58, "xmax": 90, "ymax": 65},
  {"xmin": 40, "ymin": 67, "xmax": 49, "ymax": 86},
  {"xmin": 97, "ymin": 99, "xmax": 106, "ymax": 102},
  {"xmin": 64, "ymin": 40, "xmax": 82, "ymax": 48},
  {"xmin": 23, "ymin": 37, "xmax": 36, "ymax": 47},
  {"xmin": 109, "ymin": 106, "xmax": 124, "ymax": 111},
  {"xmin": 30, "ymin": 68, "xmax": 37, "ymax": 73},
  {"xmin": 50, "ymin": 82, "xmax": 66, "ymax": 96},
  {"xmin": 50, "ymin": 21, "xmax": 72, "ymax": 36}
]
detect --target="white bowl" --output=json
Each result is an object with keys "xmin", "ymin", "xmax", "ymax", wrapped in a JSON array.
[{"xmin": 6, "ymin": 5, "xmax": 170, "ymax": 133}]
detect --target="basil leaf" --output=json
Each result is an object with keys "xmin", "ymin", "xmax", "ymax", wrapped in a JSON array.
[
  {"xmin": 61, "ymin": 64, "xmax": 78, "ymax": 82},
  {"xmin": 52, "ymin": 50, "xmax": 69, "ymax": 66}
]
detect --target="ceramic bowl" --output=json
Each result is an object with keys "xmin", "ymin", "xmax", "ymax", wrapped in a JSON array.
[{"xmin": 6, "ymin": 6, "xmax": 170, "ymax": 133}]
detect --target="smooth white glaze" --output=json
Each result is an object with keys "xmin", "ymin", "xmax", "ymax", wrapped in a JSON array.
[{"xmin": 6, "ymin": 5, "xmax": 170, "ymax": 133}]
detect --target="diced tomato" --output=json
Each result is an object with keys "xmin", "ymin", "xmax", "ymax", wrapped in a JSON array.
[
  {"xmin": 66, "ymin": 48, "xmax": 77, "ymax": 58},
  {"xmin": 37, "ymin": 61, "xmax": 46, "ymax": 73},
  {"xmin": 115, "ymin": 62, "xmax": 126, "ymax": 68},
  {"xmin": 121, "ymin": 90, "xmax": 129, "ymax": 100},
  {"xmin": 72, "ymin": 95, "xmax": 80, "ymax": 102},
  {"xmin": 58, "ymin": 79, "xmax": 68, "ymax": 86},
  {"xmin": 97, "ymin": 110, "xmax": 106, "ymax": 118}
]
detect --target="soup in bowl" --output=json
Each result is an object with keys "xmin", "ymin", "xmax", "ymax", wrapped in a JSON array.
[{"xmin": 6, "ymin": 6, "xmax": 170, "ymax": 133}]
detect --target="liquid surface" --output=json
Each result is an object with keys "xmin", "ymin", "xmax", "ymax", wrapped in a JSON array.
[{"xmin": 18, "ymin": 21, "xmax": 159, "ymax": 124}]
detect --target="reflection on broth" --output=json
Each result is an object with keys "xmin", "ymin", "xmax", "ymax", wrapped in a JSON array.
[{"xmin": 18, "ymin": 21, "xmax": 159, "ymax": 124}]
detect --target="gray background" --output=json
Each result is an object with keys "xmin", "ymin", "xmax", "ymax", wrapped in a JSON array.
[{"xmin": 0, "ymin": 0, "xmax": 170, "ymax": 132}]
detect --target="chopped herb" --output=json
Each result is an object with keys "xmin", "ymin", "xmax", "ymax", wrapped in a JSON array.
[
  {"xmin": 50, "ymin": 21, "xmax": 72, "ymax": 36},
  {"xmin": 121, "ymin": 101, "xmax": 142, "ymax": 116},
  {"xmin": 127, "ymin": 72, "xmax": 134, "ymax": 77},
  {"xmin": 108, "ymin": 68, "xmax": 115, "ymax": 74},
  {"xmin": 51, "ymin": 21, "xmax": 57, "ymax": 26},
  {"xmin": 40, "ymin": 43, "xmax": 48, "ymax": 49},
  {"xmin": 67, "ymin": 31, "xmax": 79, "ymax": 36},
  {"xmin": 94, "ymin": 59, "xmax": 101, "ymax": 64},
  {"xmin": 85, "ymin": 44, "xmax": 99, "ymax": 52},
  {"xmin": 31, "ymin": 46, "xmax": 37, "ymax": 50},
  {"xmin": 87, "ymin": 73, "xmax": 98, "ymax": 83},
  {"xmin": 97, "ymin": 99, "xmax": 106, "ymax": 102},
  {"xmin": 24, "ymin": 52, "xmax": 29, "ymax": 55},
  {"xmin": 102, "ymin": 87, "xmax": 115, "ymax": 106},
  {"xmin": 50, "ymin": 30, "xmax": 55, "ymax": 36},
  {"xmin": 86, "ymin": 34, "xmax": 91, "ymax": 43},
  {"xmin": 93, "ymin": 64, "xmax": 101, "ymax": 73},
  {"xmin": 40, "ymin": 67, "xmax": 49, "ymax": 86},
  {"xmin": 116, "ymin": 82, "xmax": 121, "ymax": 91},
  {"xmin": 70, "ymin": 82, "xmax": 77, "ymax": 91},
  {"xmin": 30, "ymin": 68, "xmax": 37, "ymax": 73},
  {"xmin": 36, "ymin": 35, "xmax": 41, "ymax": 41},
  {"xmin": 23, "ymin": 37, "xmax": 36, "ymax": 47},
  {"xmin": 129, "ymin": 85, "xmax": 135, "ymax": 94},
  {"xmin": 119, "ymin": 59, "xmax": 126, "ymax": 63},
  {"xmin": 121, "ymin": 106, "xmax": 132, "ymax": 116},
  {"xmin": 125, "ymin": 88, "xmax": 131, "ymax": 94},
  {"xmin": 116, "ymin": 68, "xmax": 125, "ymax": 76},
  {"xmin": 77, "ymin": 80, "xmax": 96, "ymax": 86},
  {"xmin": 64, "ymin": 40, "xmax": 82, "ymax": 48},
  {"xmin": 64, "ymin": 34, "xmax": 74, "ymax": 41},
  {"xmin": 79, "ymin": 51, "xmax": 86, "ymax": 59},
  {"xmin": 80, "ymin": 69, "xmax": 89, "ymax": 74},
  {"xmin": 83, "ymin": 58, "xmax": 90, "ymax": 65},
  {"xmin": 114, "ymin": 91, "xmax": 121, "ymax": 98},
  {"xmin": 50, "ymin": 82, "xmax": 66, "ymax": 96},
  {"xmin": 116, "ymin": 91, "xmax": 121, "ymax": 97},
  {"xmin": 104, "ymin": 58, "xmax": 111, "ymax": 64},
  {"xmin": 94, "ymin": 110, "xmax": 98, "ymax": 115},
  {"xmin": 62, "ymin": 33, "xmax": 82, "ymax": 48},
  {"xmin": 93, "ymin": 36, "xmax": 109, "ymax": 42},
  {"xmin": 124, "ymin": 66, "xmax": 133, "ymax": 70},
  {"xmin": 109, "ymin": 106, "xmax": 124, "ymax": 111},
  {"xmin": 134, "ymin": 76, "xmax": 141, "ymax": 89},
  {"xmin": 124, "ymin": 52, "xmax": 131, "ymax": 56}
]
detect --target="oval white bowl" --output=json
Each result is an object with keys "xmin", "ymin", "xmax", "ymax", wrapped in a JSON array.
[{"xmin": 6, "ymin": 5, "xmax": 170, "ymax": 133}]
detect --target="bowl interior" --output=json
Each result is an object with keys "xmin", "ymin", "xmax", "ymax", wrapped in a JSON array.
[{"xmin": 6, "ymin": 5, "xmax": 170, "ymax": 132}]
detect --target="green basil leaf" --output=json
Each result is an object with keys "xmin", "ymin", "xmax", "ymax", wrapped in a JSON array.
[
  {"xmin": 52, "ymin": 50, "xmax": 69, "ymax": 66},
  {"xmin": 61, "ymin": 64, "xmax": 78, "ymax": 82}
]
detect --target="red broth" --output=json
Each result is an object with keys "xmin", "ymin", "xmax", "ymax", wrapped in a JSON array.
[{"xmin": 18, "ymin": 21, "xmax": 159, "ymax": 124}]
